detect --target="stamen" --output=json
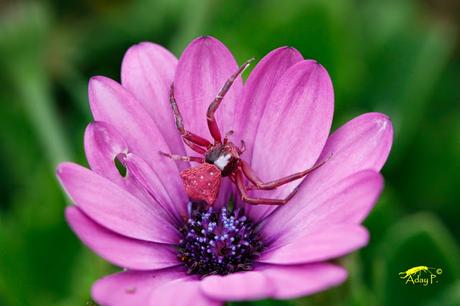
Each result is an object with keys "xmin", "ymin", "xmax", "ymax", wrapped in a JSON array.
[{"xmin": 177, "ymin": 201, "xmax": 264, "ymax": 277}]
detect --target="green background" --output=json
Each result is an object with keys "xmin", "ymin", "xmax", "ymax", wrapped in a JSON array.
[{"xmin": 1, "ymin": 0, "xmax": 459, "ymax": 305}]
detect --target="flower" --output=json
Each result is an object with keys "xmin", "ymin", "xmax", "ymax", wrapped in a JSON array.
[{"xmin": 57, "ymin": 36, "xmax": 393, "ymax": 306}]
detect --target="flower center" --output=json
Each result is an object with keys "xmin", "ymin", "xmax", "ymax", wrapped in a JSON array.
[{"xmin": 177, "ymin": 201, "xmax": 264, "ymax": 277}]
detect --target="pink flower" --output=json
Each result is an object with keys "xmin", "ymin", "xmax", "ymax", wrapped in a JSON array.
[{"xmin": 57, "ymin": 36, "xmax": 393, "ymax": 306}]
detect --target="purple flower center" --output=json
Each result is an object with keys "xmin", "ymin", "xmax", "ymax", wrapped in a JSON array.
[{"xmin": 177, "ymin": 201, "xmax": 264, "ymax": 277}]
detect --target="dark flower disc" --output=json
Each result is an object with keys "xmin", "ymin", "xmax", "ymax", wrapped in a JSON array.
[{"xmin": 177, "ymin": 201, "xmax": 264, "ymax": 277}]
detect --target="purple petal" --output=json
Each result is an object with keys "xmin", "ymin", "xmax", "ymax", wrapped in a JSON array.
[
  {"xmin": 262, "ymin": 170, "xmax": 383, "ymax": 241},
  {"xmin": 259, "ymin": 263, "xmax": 347, "ymax": 299},
  {"xmin": 150, "ymin": 278, "xmax": 222, "ymax": 306},
  {"xmin": 174, "ymin": 36, "xmax": 242, "ymax": 142},
  {"xmin": 92, "ymin": 268, "xmax": 185, "ymax": 306},
  {"xmin": 201, "ymin": 263, "xmax": 347, "ymax": 301},
  {"xmin": 246, "ymin": 60, "xmax": 334, "ymax": 221},
  {"xmin": 302, "ymin": 112, "xmax": 393, "ymax": 194},
  {"xmin": 233, "ymin": 47, "xmax": 302, "ymax": 215},
  {"xmin": 234, "ymin": 47, "xmax": 303, "ymax": 162},
  {"xmin": 88, "ymin": 76, "xmax": 185, "ymax": 211},
  {"xmin": 57, "ymin": 162, "xmax": 179, "ymax": 243},
  {"xmin": 84, "ymin": 121, "xmax": 128, "ymax": 182},
  {"xmin": 259, "ymin": 224, "xmax": 368, "ymax": 265},
  {"xmin": 261, "ymin": 113, "xmax": 392, "ymax": 232},
  {"xmin": 264, "ymin": 113, "xmax": 393, "ymax": 230},
  {"xmin": 212, "ymin": 178, "xmax": 233, "ymax": 210},
  {"xmin": 66, "ymin": 206, "xmax": 179, "ymax": 270},
  {"xmin": 117, "ymin": 152, "xmax": 187, "ymax": 223},
  {"xmin": 200, "ymin": 271, "xmax": 273, "ymax": 301},
  {"xmin": 84, "ymin": 122, "xmax": 153, "ymax": 204},
  {"xmin": 174, "ymin": 36, "xmax": 241, "ymax": 209},
  {"xmin": 121, "ymin": 42, "xmax": 186, "ymax": 157}
]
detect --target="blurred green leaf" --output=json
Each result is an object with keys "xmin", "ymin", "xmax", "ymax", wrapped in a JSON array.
[
  {"xmin": 0, "ymin": 166, "xmax": 79, "ymax": 306},
  {"xmin": 169, "ymin": 0, "xmax": 213, "ymax": 54},
  {"xmin": 424, "ymin": 280, "xmax": 460, "ymax": 306},
  {"xmin": 55, "ymin": 248, "xmax": 115, "ymax": 306},
  {"xmin": 0, "ymin": 2, "xmax": 71, "ymax": 167},
  {"xmin": 374, "ymin": 213, "xmax": 460, "ymax": 306},
  {"xmin": 341, "ymin": 253, "xmax": 377, "ymax": 306},
  {"xmin": 358, "ymin": 0, "xmax": 456, "ymax": 167}
]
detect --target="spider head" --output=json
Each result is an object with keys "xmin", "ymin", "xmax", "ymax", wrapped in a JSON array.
[{"xmin": 205, "ymin": 143, "xmax": 239, "ymax": 177}]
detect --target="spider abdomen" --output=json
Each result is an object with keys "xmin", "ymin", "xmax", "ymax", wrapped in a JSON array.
[{"xmin": 180, "ymin": 163, "xmax": 221, "ymax": 205}]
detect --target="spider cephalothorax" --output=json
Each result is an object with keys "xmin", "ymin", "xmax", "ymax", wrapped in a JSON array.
[
  {"xmin": 204, "ymin": 142, "xmax": 240, "ymax": 177},
  {"xmin": 160, "ymin": 59, "xmax": 328, "ymax": 206}
]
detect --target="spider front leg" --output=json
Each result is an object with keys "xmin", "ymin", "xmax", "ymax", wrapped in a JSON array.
[
  {"xmin": 234, "ymin": 170, "xmax": 298, "ymax": 205},
  {"xmin": 207, "ymin": 58, "xmax": 254, "ymax": 143},
  {"xmin": 223, "ymin": 130, "xmax": 234, "ymax": 143},
  {"xmin": 169, "ymin": 84, "xmax": 212, "ymax": 153},
  {"xmin": 159, "ymin": 151, "xmax": 204, "ymax": 163},
  {"xmin": 240, "ymin": 156, "xmax": 329, "ymax": 190},
  {"xmin": 237, "ymin": 140, "xmax": 246, "ymax": 154}
]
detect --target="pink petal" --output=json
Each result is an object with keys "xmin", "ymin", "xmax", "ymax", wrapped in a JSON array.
[
  {"xmin": 263, "ymin": 170, "xmax": 383, "ymax": 241},
  {"xmin": 121, "ymin": 42, "xmax": 186, "ymax": 158},
  {"xmin": 150, "ymin": 278, "xmax": 221, "ymax": 306},
  {"xmin": 246, "ymin": 60, "xmax": 334, "ymax": 221},
  {"xmin": 260, "ymin": 263, "xmax": 347, "ymax": 299},
  {"xmin": 259, "ymin": 224, "xmax": 368, "ymax": 265},
  {"xmin": 66, "ymin": 206, "xmax": 179, "ymax": 270},
  {"xmin": 92, "ymin": 268, "xmax": 185, "ymax": 306},
  {"xmin": 262, "ymin": 112, "xmax": 392, "ymax": 232},
  {"xmin": 201, "ymin": 263, "xmax": 347, "ymax": 301},
  {"xmin": 117, "ymin": 152, "xmax": 188, "ymax": 223},
  {"xmin": 88, "ymin": 76, "xmax": 185, "ymax": 209},
  {"xmin": 84, "ymin": 122, "xmax": 152, "ymax": 205},
  {"xmin": 234, "ymin": 47, "xmax": 303, "ymax": 162},
  {"xmin": 174, "ymin": 36, "xmax": 242, "ymax": 142},
  {"xmin": 208, "ymin": 177, "xmax": 233, "ymax": 210},
  {"xmin": 84, "ymin": 121, "xmax": 128, "ymax": 182},
  {"xmin": 200, "ymin": 271, "xmax": 274, "ymax": 301},
  {"xmin": 174, "ymin": 36, "xmax": 241, "ymax": 209},
  {"xmin": 233, "ymin": 47, "xmax": 302, "ymax": 215},
  {"xmin": 57, "ymin": 162, "xmax": 179, "ymax": 243},
  {"xmin": 303, "ymin": 112, "xmax": 393, "ymax": 193}
]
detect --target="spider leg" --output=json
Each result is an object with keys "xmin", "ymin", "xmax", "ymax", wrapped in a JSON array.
[
  {"xmin": 237, "ymin": 140, "xmax": 246, "ymax": 154},
  {"xmin": 183, "ymin": 139, "xmax": 207, "ymax": 154},
  {"xmin": 235, "ymin": 170, "xmax": 298, "ymax": 205},
  {"xmin": 159, "ymin": 151, "xmax": 204, "ymax": 163},
  {"xmin": 207, "ymin": 58, "xmax": 254, "ymax": 143},
  {"xmin": 169, "ymin": 84, "xmax": 212, "ymax": 148},
  {"xmin": 223, "ymin": 130, "xmax": 234, "ymax": 144},
  {"xmin": 241, "ymin": 155, "xmax": 330, "ymax": 190}
]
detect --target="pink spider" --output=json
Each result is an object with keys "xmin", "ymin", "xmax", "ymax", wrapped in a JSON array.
[{"xmin": 160, "ymin": 59, "xmax": 327, "ymax": 206}]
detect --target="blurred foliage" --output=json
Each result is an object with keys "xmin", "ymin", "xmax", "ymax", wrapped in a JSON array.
[{"xmin": 1, "ymin": 0, "xmax": 459, "ymax": 305}]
